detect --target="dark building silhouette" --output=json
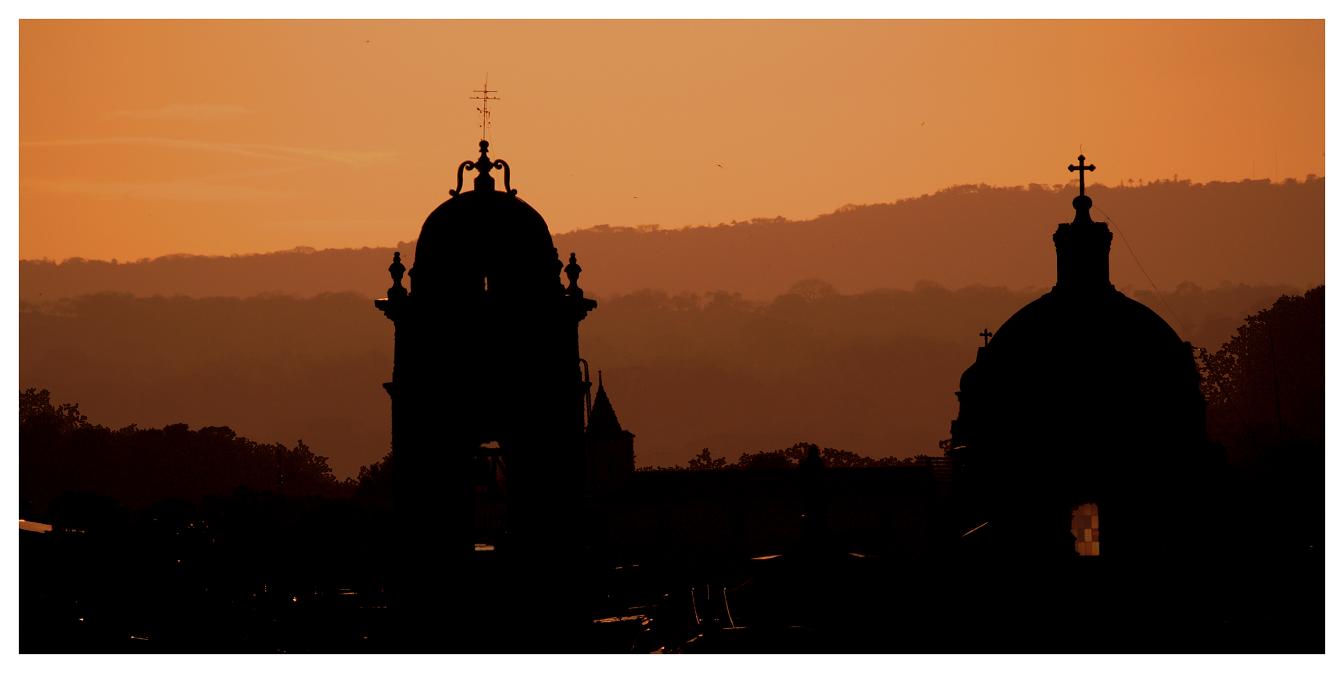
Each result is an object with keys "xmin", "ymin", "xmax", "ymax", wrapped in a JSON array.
[
  {"xmin": 585, "ymin": 372, "xmax": 636, "ymax": 493},
  {"xmin": 374, "ymin": 139, "xmax": 600, "ymax": 649},
  {"xmin": 15, "ymin": 147, "xmax": 1322, "ymax": 653},
  {"xmin": 946, "ymin": 156, "xmax": 1211, "ymax": 565}
]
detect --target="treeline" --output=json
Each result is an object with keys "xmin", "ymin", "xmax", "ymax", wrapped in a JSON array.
[
  {"xmin": 647, "ymin": 443, "xmax": 939, "ymax": 471},
  {"xmin": 20, "ymin": 282, "xmax": 1304, "ymax": 473},
  {"xmin": 19, "ymin": 177, "xmax": 1323, "ymax": 301},
  {"xmin": 1198, "ymin": 286, "xmax": 1324, "ymax": 552},
  {"xmin": 1200, "ymin": 286, "xmax": 1324, "ymax": 467},
  {"xmin": 17, "ymin": 287, "xmax": 1322, "ymax": 524},
  {"xmin": 19, "ymin": 388, "xmax": 353, "ymax": 519}
]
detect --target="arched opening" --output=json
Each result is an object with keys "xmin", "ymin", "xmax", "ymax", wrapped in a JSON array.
[{"xmin": 472, "ymin": 440, "xmax": 507, "ymax": 548}]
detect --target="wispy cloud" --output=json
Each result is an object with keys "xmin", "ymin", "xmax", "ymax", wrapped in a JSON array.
[
  {"xmin": 111, "ymin": 104, "xmax": 252, "ymax": 121},
  {"xmin": 23, "ymin": 165, "xmax": 303, "ymax": 202},
  {"xmin": 22, "ymin": 137, "xmax": 396, "ymax": 166},
  {"xmin": 25, "ymin": 178, "xmax": 281, "ymax": 201}
]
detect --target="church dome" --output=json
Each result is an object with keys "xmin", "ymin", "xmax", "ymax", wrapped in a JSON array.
[
  {"xmin": 951, "ymin": 157, "xmax": 1204, "ymax": 470},
  {"xmin": 988, "ymin": 286, "xmax": 1187, "ymax": 362},
  {"xmin": 945, "ymin": 156, "xmax": 1212, "ymax": 563},
  {"xmin": 409, "ymin": 140, "xmax": 562, "ymax": 297},
  {"xmin": 971, "ymin": 287, "xmax": 1198, "ymax": 438}
]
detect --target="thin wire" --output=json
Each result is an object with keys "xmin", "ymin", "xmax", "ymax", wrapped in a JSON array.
[{"xmin": 1095, "ymin": 204, "xmax": 1191, "ymax": 339}]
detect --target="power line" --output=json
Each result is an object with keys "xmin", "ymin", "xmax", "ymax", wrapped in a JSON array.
[{"xmin": 1095, "ymin": 204, "xmax": 1191, "ymax": 339}]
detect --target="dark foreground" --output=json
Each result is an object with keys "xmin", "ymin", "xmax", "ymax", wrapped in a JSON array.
[{"xmin": 19, "ymin": 483, "xmax": 1322, "ymax": 654}]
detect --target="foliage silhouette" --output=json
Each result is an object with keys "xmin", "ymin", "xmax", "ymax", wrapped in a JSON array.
[
  {"xmin": 20, "ymin": 388, "xmax": 351, "ymax": 519},
  {"xmin": 1200, "ymin": 286, "xmax": 1324, "ymax": 465},
  {"xmin": 21, "ymin": 283, "xmax": 1304, "ymax": 473}
]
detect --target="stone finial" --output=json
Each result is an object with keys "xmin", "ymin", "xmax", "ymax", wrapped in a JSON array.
[
  {"xmin": 472, "ymin": 140, "xmax": 496, "ymax": 192},
  {"xmin": 387, "ymin": 251, "xmax": 407, "ymax": 297},
  {"xmin": 564, "ymin": 252, "xmax": 583, "ymax": 291},
  {"xmin": 450, "ymin": 139, "xmax": 516, "ymax": 196}
]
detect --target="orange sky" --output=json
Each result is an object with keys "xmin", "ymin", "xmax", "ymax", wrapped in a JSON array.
[{"xmin": 19, "ymin": 20, "xmax": 1324, "ymax": 262}]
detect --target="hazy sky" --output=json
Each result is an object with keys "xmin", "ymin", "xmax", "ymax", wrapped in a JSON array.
[{"xmin": 19, "ymin": 20, "xmax": 1323, "ymax": 261}]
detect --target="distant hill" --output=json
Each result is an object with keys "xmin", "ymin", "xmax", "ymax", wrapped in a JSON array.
[
  {"xmin": 19, "ymin": 178, "xmax": 1323, "ymax": 302},
  {"xmin": 20, "ymin": 284, "xmax": 1302, "ymax": 477}
]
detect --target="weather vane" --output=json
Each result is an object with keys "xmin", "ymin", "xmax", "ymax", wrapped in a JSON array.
[{"xmin": 470, "ymin": 75, "xmax": 500, "ymax": 140}]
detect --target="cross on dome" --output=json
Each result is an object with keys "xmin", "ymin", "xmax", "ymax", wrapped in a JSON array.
[{"xmin": 1068, "ymin": 154, "xmax": 1097, "ymax": 196}]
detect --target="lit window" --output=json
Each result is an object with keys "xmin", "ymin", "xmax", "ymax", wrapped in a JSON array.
[{"xmin": 1071, "ymin": 502, "xmax": 1100, "ymax": 556}]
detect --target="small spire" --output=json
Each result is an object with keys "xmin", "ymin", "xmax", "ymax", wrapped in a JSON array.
[{"xmin": 588, "ymin": 370, "xmax": 625, "ymax": 436}]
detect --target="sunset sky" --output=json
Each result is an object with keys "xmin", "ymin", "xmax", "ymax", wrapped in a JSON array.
[{"xmin": 19, "ymin": 20, "xmax": 1324, "ymax": 262}]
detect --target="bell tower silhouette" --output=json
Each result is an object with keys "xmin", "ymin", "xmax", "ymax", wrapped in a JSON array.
[{"xmin": 374, "ymin": 139, "xmax": 597, "ymax": 649}]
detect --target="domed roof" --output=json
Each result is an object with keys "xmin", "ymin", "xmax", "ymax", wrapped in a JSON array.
[
  {"xmin": 954, "ymin": 288, "xmax": 1191, "ymax": 431},
  {"xmin": 946, "ymin": 157, "xmax": 1210, "ymax": 564},
  {"xmin": 989, "ymin": 287, "xmax": 1185, "ymax": 358},
  {"xmin": 409, "ymin": 140, "xmax": 562, "ymax": 296},
  {"xmin": 978, "ymin": 158, "xmax": 1187, "ymax": 371},
  {"xmin": 951, "ymin": 159, "xmax": 1204, "ymax": 460}
]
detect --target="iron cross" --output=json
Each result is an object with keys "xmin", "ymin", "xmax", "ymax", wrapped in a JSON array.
[
  {"xmin": 1068, "ymin": 154, "xmax": 1096, "ymax": 196},
  {"xmin": 470, "ymin": 75, "xmax": 500, "ymax": 139},
  {"xmin": 979, "ymin": 328, "xmax": 993, "ymax": 347}
]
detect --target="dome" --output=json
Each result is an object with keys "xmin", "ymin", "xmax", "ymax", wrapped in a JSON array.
[
  {"xmin": 408, "ymin": 140, "xmax": 563, "ymax": 297},
  {"xmin": 989, "ymin": 287, "xmax": 1186, "ymax": 360},
  {"xmin": 950, "ymin": 162, "xmax": 1205, "ymax": 471},
  {"xmin": 954, "ymin": 286, "xmax": 1201, "ymax": 460},
  {"xmin": 946, "ymin": 156, "xmax": 1211, "ymax": 563}
]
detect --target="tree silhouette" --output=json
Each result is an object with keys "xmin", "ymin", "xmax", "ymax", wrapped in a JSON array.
[
  {"xmin": 1199, "ymin": 286, "xmax": 1324, "ymax": 466},
  {"xmin": 20, "ymin": 388, "xmax": 353, "ymax": 519},
  {"xmin": 736, "ymin": 442, "xmax": 930, "ymax": 469},
  {"xmin": 1198, "ymin": 286, "xmax": 1323, "ymax": 556},
  {"xmin": 686, "ymin": 447, "xmax": 727, "ymax": 470}
]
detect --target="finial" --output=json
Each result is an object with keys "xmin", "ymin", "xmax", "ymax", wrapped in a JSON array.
[
  {"xmin": 564, "ymin": 252, "xmax": 583, "ymax": 291},
  {"xmin": 449, "ymin": 139, "xmax": 516, "ymax": 196},
  {"xmin": 387, "ymin": 251, "xmax": 406, "ymax": 298},
  {"xmin": 1067, "ymin": 154, "xmax": 1097, "ymax": 223},
  {"xmin": 472, "ymin": 140, "xmax": 496, "ymax": 191},
  {"xmin": 597, "ymin": 369, "xmax": 604, "ymax": 390},
  {"xmin": 979, "ymin": 328, "xmax": 993, "ymax": 347}
]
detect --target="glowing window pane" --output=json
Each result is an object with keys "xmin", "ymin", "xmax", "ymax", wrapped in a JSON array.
[{"xmin": 1071, "ymin": 503, "xmax": 1100, "ymax": 556}]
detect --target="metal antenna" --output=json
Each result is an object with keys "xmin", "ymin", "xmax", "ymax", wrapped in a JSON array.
[{"xmin": 470, "ymin": 74, "xmax": 500, "ymax": 139}]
